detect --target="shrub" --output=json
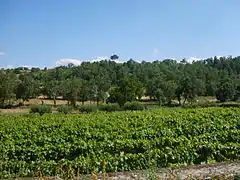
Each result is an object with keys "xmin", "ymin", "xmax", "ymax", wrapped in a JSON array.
[
  {"xmin": 220, "ymin": 103, "xmax": 240, "ymax": 108},
  {"xmin": 98, "ymin": 104, "xmax": 121, "ymax": 112},
  {"xmin": 30, "ymin": 104, "xmax": 52, "ymax": 116},
  {"xmin": 123, "ymin": 101, "xmax": 145, "ymax": 111},
  {"xmin": 182, "ymin": 101, "xmax": 219, "ymax": 108},
  {"xmin": 57, "ymin": 105, "xmax": 73, "ymax": 114},
  {"xmin": 79, "ymin": 104, "xmax": 98, "ymax": 113}
]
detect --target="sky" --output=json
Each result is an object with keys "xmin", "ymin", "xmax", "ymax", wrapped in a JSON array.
[{"xmin": 1, "ymin": 0, "xmax": 240, "ymax": 68}]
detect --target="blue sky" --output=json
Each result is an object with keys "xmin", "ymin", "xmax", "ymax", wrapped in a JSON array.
[{"xmin": 1, "ymin": 0, "xmax": 240, "ymax": 68}]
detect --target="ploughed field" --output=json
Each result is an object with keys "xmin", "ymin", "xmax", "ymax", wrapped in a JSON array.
[{"xmin": 0, "ymin": 108, "xmax": 240, "ymax": 178}]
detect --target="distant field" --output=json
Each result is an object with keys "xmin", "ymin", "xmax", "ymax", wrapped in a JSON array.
[
  {"xmin": 23, "ymin": 96, "xmax": 219, "ymax": 106},
  {"xmin": 0, "ymin": 99, "xmax": 97, "ymax": 114},
  {"xmin": 2, "ymin": 95, "xmax": 240, "ymax": 115}
]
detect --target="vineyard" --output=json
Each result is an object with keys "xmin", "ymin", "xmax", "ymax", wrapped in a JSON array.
[{"xmin": 0, "ymin": 108, "xmax": 240, "ymax": 178}]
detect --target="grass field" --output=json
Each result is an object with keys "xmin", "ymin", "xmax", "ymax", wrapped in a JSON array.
[{"xmin": 0, "ymin": 107, "xmax": 239, "ymax": 178}]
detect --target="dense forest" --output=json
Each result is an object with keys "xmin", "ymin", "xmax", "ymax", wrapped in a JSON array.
[{"xmin": 1, "ymin": 55, "xmax": 240, "ymax": 108}]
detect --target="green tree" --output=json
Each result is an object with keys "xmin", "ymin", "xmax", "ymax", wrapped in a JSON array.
[
  {"xmin": 108, "ymin": 78, "xmax": 143, "ymax": 106},
  {"xmin": 78, "ymin": 80, "xmax": 90, "ymax": 105},
  {"xmin": 62, "ymin": 78, "xmax": 81, "ymax": 107},
  {"xmin": 42, "ymin": 80, "xmax": 61, "ymax": 107},
  {"xmin": 151, "ymin": 77, "xmax": 176, "ymax": 106},
  {"xmin": 176, "ymin": 76, "xmax": 201, "ymax": 105},
  {"xmin": 164, "ymin": 80, "xmax": 177, "ymax": 105},
  {"xmin": 0, "ymin": 71, "xmax": 17, "ymax": 107},
  {"xmin": 110, "ymin": 54, "xmax": 119, "ymax": 61},
  {"xmin": 16, "ymin": 74, "xmax": 39, "ymax": 102},
  {"xmin": 216, "ymin": 78, "xmax": 235, "ymax": 102}
]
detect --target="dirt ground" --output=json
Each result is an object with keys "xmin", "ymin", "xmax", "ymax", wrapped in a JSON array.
[
  {"xmin": 93, "ymin": 161, "xmax": 240, "ymax": 180},
  {"xmin": 18, "ymin": 162, "xmax": 239, "ymax": 180}
]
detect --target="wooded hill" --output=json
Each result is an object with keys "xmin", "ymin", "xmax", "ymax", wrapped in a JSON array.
[{"xmin": 1, "ymin": 55, "xmax": 240, "ymax": 107}]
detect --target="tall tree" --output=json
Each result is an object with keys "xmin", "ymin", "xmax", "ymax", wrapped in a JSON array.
[
  {"xmin": 0, "ymin": 71, "xmax": 17, "ymax": 107},
  {"xmin": 62, "ymin": 78, "xmax": 81, "ymax": 107},
  {"xmin": 216, "ymin": 78, "xmax": 235, "ymax": 102},
  {"xmin": 110, "ymin": 54, "xmax": 119, "ymax": 61},
  {"xmin": 16, "ymin": 74, "xmax": 39, "ymax": 102},
  {"xmin": 42, "ymin": 80, "xmax": 61, "ymax": 107},
  {"xmin": 176, "ymin": 76, "xmax": 201, "ymax": 105},
  {"xmin": 108, "ymin": 78, "xmax": 143, "ymax": 106}
]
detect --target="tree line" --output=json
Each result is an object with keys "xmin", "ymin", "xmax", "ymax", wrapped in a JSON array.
[{"xmin": 1, "ymin": 55, "xmax": 240, "ymax": 108}]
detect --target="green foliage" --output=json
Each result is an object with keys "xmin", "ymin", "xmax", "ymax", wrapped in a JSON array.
[
  {"xmin": 2, "ymin": 55, "xmax": 240, "ymax": 107},
  {"xmin": 98, "ymin": 103, "xmax": 121, "ymax": 112},
  {"xmin": 110, "ymin": 54, "xmax": 119, "ymax": 61},
  {"xmin": 78, "ymin": 104, "xmax": 98, "ymax": 113},
  {"xmin": 57, "ymin": 105, "xmax": 73, "ymax": 114},
  {"xmin": 16, "ymin": 74, "xmax": 40, "ymax": 102},
  {"xmin": 30, "ymin": 104, "xmax": 52, "ymax": 115},
  {"xmin": 216, "ymin": 78, "xmax": 235, "ymax": 102},
  {"xmin": 108, "ymin": 78, "xmax": 144, "ymax": 106},
  {"xmin": 42, "ymin": 80, "xmax": 61, "ymax": 106},
  {"xmin": 62, "ymin": 78, "xmax": 83, "ymax": 107},
  {"xmin": 176, "ymin": 76, "xmax": 202, "ymax": 105},
  {"xmin": 0, "ymin": 71, "xmax": 17, "ymax": 107},
  {"xmin": 148, "ymin": 75, "xmax": 177, "ymax": 106},
  {"xmin": 0, "ymin": 108, "xmax": 240, "ymax": 178},
  {"xmin": 182, "ymin": 101, "xmax": 219, "ymax": 108},
  {"xmin": 123, "ymin": 101, "xmax": 145, "ymax": 111}
]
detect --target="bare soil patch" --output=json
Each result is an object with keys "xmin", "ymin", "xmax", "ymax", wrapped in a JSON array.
[
  {"xmin": 94, "ymin": 162, "xmax": 240, "ymax": 180},
  {"xmin": 16, "ymin": 162, "xmax": 240, "ymax": 180}
]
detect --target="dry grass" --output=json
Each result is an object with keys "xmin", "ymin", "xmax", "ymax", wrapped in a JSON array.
[
  {"xmin": 0, "ymin": 108, "xmax": 29, "ymax": 114},
  {"xmin": 27, "ymin": 99, "xmax": 96, "ymax": 106},
  {"xmin": 28, "ymin": 99, "xmax": 68, "ymax": 105},
  {"xmin": 0, "ymin": 99, "xmax": 99, "ymax": 114}
]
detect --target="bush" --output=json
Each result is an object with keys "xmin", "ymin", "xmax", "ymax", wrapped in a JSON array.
[
  {"xmin": 79, "ymin": 104, "xmax": 98, "ymax": 113},
  {"xmin": 98, "ymin": 104, "xmax": 121, "ymax": 112},
  {"xmin": 220, "ymin": 103, "xmax": 240, "ymax": 108},
  {"xmin": 123, "ymin": 101, "xmax": 145, "ymax": 111},
  {"xmin": 30, "ymin": 104, "xmax": 52, "ymax": 116},
  {"xmin": 57, "ymin": 105, "xmax": 73, "ymax": 114},
  {"xmin": 182, "ymin": 101, "xmax": 219, "ymax": 108}
]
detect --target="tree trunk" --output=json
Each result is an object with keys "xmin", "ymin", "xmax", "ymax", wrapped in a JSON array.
[
  {"xmin": 1, "ymin": 98, "xmax": 5, "ymax": 107},
  {"xmin": 158, "ymin": 98, "xmax": 162, "ymax": 106},
  {"xmin": 71, "ymin": 99, "xmax": 76, "ymax": 107},
  {"xmin": 167, "ymin": 100, "xmax": 172, "ymax": 106},
  {"xmin": 53, "ymin": 96, "xmax": 56, "ymax": 108},
  {"xmin": 183, "ymin": 98, "xmax": 187, "ymax": 105},
  {"xmin": 177, "ymin": 96, "xmax": 181, "ymax": 105}
]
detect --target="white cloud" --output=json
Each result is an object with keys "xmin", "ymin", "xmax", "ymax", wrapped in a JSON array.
[
  {"xmin": 153, "ymin": 48, "xmax": 160, "ymax": 54},
  {"xmin": 0, "ymin": 65, "xmax": 14, "ymax": 69},
  {"xmin": 90, "ymin": 56, "xmax": 109, "ymax": 62},
  {"xmin": 216, "ymin": 55, "xmax": 226, "ymax": 59},
  {"xmin": 21, "ymin": 65, "xmax": 38, "ymax": 69},
  {"xmin": 90, "ymin": 56, "xmax": 123, "ymax": 63},
  {"xmin": 56, "ymin": 58, "xmax": 82, "ymax": 66},
  {"xmin": 0, "ymin": 52, "xmax": 5, "ymax": 55},
  {"xmin": 186, "ymin": 57, "xmax": 202, "ymax": 63},
  {"xmin": 6, "ymin": 65, "xmax": 14, "ymax": 69},
  {"xmin": 55, "ymin": 56, "xmax": 125, "ymax": 67},
  {"xmin": 0, "ymin": 65, "xmax": 41, "ymax": 69}
]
